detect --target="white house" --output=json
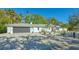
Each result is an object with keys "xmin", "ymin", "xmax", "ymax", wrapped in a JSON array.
[
  {"xmin": 52, "ymin": 25, "xmax": 67, "ymax": 32},
  {"xmin": 5, "ymin": 23, "xmax": 53, "ymax": 34}
]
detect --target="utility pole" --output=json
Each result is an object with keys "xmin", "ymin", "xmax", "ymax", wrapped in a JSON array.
[{"xmin": 27, "ymin": 10, "xmax": 33, "ymax": 33}]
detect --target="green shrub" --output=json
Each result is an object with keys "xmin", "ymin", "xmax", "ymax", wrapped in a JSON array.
[{"xmin": 0, "ymin": 24, "xmax": 7, "ymax": 33}]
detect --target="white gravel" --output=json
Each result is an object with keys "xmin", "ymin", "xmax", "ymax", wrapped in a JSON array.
[{"xmin": 0, "ymin": 33, "xmax": 79, "ymax": 50}]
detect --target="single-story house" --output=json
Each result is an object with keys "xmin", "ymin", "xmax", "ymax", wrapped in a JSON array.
[
  {"xmin": 52, "ymin": 25, "xmax": 67, "ymax": 32},
  {"xmin": 5, "ymin": 23, "xmax": 53, "ymax": 34}
]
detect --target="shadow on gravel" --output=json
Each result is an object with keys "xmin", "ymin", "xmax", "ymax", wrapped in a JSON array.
[{"xmin": 0, "ymin": 36, "xmax": 79, "ymax": 50}]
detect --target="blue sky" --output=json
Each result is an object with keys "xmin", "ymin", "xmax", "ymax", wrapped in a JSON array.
[{"xmin": 3, "ymin": 8, "xmax": 79, "ymax": 23}]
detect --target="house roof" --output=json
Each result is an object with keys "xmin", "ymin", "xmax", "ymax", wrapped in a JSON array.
[{"xmin": 5, "ymin": 23, "xmax": 54, "ymax": 27}]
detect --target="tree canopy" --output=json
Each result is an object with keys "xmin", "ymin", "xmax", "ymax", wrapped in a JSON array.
[
  {"xmin": 48, "ymin": 18, "xmax": 59, "ymax": 25},
  {"xmin": 25, "ymin": 14, "xmax": 48, "ymax": 24},
  {"xmin": 68, "ymin": 13, "xmax": 79, "ymax": 31},
  {"xmin": 0, "ymin": 9, "xmax": 22, "ymax": 33}
]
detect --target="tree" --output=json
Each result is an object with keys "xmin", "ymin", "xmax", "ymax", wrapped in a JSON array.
[
  {"xmin": 68, "ymin": 14, "xmax": 79, "ymax": 31},
  {"xmin": 49, "ymin": 18, "xmax": 59, "ymax": 25},
  {"xmin": 16, "ymin": 13, "xmax": 22, "ymax": 23},
  {"xmin": 32, "ymin": 14, "xmax": 47, "ymax": 24},
  {"xmin": 69, "ymin": 15, "xmax": 79, "ymax": 26},
  {"xmin": 0, "ymin": 9, "xmax": 21, "ymax": 33},
  {"xmin": 0, "ymin": 24, "xmax": 7, "ymax": 33},
  {"xmin": 0, "ymin": 10, "xmax": 11, "ymax": 33},
  {"xmin": 60, "ymin": 23, "xmax": 69, "ymax": 28},
  {"xmin": 0, "ymin": 10, "xmax": 5, "ymax": 17},
  {"xmin": 5, "ymin": 9, "xmax": 19, "ymax": 23},
  {"xmin": 0, "ymin": 14, "xmax": 11, "ymax": 24},
  {"xmin": 25, "ymin": 11, "xmax": 30, "ymax": 23},
  {"xmin": 25, "ymin": 13, "xmax": 47, "ymax": 24},
  {"xmin": 5, "ymin": 9, "xmax": 16, "ymax": 18}
]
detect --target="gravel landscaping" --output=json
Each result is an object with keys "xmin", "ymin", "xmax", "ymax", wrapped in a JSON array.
[{"xmin": 0, "ymin": 34, "xmax": 79, "ymax": 50}]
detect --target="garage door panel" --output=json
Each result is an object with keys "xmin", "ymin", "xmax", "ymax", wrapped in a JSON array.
[{"xmin": 13, "ymin": 27, "xmax": 30, "ymax": 33}]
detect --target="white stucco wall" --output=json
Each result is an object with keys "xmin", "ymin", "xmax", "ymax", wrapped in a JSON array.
[
  {"xmin": 7, "ymin": 27, "xmax": 13, "ymax": 34},
  {"xmin": 59, "ymin": 28, "xmax": 67, "ymax": 32},
  {"xmin": 7, "ymin": 26, "xmax": 52, "ymax": 34},
  {"xmin": 30, "ymin": 27, "xmax": 52, "ymax": 33},
  {"xmin": 43, "ymin": 27, "xmax": 52, "ymax": 32},
  {"xmin": 30, "ymin": 27, "xmax": 42, "ymax": 33}
]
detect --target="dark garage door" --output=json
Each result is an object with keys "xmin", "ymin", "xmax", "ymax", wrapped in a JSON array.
[{"xmin": 13, "ymin": 27, "xmax": 30, "ymax": 33}]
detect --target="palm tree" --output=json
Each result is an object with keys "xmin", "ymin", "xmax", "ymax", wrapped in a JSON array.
[{"xmin": 5, "ymin": 9, "xmax": 17, "ymax": 23}]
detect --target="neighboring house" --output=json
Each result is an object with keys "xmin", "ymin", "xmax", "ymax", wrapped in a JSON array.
[
  {"xmin": 53, "ymin": 25, "xmax": 67, "ymax": 32},
  {"xmin": 5, "ymin": 23, "xmax": 53, "ymax": 34}
]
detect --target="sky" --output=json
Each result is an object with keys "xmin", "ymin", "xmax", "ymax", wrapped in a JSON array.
[{"xmin": 3, "ymin": 8, "xmax": 79, "ymax": 23}]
